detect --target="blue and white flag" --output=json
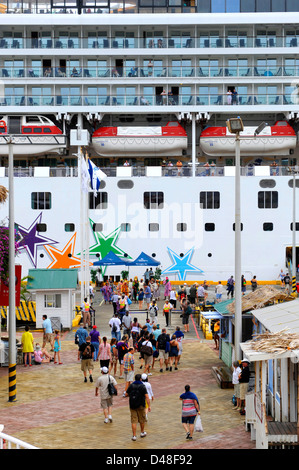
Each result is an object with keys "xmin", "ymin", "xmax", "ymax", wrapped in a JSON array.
[
  {"xmin": 81, "ymin": 156, "xmax": 90, "ymax": 194},
  {"xmin": 88, "ymin": 159, "xmax": 107, "ymax": 196}
]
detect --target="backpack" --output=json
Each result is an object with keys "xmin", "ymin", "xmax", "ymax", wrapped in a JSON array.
[
  {"xmin": 157, "ymin": 334, "xmax": 167, "ymax": 350},
  {"xmin": 140, "ymin": 341, "xmax": 153, "ymax": 356},
  {"xmin": 129, "ymin": 384, "xmax": 145, "ymax": 409},
  {"xmin": 82, "ymin": 343, "xmax": 92, "ymax": 358}
]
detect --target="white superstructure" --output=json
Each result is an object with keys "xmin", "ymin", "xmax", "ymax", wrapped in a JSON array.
[{"xmin": 0, "ymin": 4, "xmax": 299, "ymax": 282}]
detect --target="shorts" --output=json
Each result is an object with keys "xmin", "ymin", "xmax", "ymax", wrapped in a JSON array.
[
  {"xmin": 124, "ymin": 370, "xmax": 135, "ymax": 382},
  {"xmin": 159, "ymin": 350, "xmax": 169, "ymax": 360},
  {"xmin": 101, "ymin": 397, "xmax": 113, "ymax": 409},
  {"xmin": 182, "ymin": 415, "xmax": 196, "ymax": 424},
  {"xmin": 44, "ymin": 333, "xmax": 53, "ymax": 343},
  {"xmin": 234, "ymin": 383, "xmax": 240, "ymax": 398},
  {"xmin": 81, "ymin": 358, "xmax": 94, "ymax": 372},
  {"xmin": 111, "ymin": 356, "xmax": 117, "ymax": 364},
  {"xmin": 216, "ymin": 293, "xmax": 222, "ymax": 299},
  {"xmin": 239, "ymin": 382, "xmax": 249, "ymax": 400},
  {"xmin": 130, "ymin": 406, "xmax": 146, "ymax": 424},
  {"xmin": 144, "ymin": 354, "xmax": 153, "ymax": 366},
  {"xmin": 182, "ymin": 316, "xmax": 189, "ymax": 325},
  {"xmin": 118, "ymin": 357, "xmax": 124, "ymax": 365}
]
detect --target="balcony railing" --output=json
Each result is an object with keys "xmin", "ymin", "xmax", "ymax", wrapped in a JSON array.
[
  {"xmin": 1, "ymin": 35, "xmax": 299, "ymax": 50},
  {"xmin": 0, "ymin": 166, "xmax": 293, "ymax": 178},
  {"xmin": 1, "ymin": 65, "xmax": 298, "ymax": 80},
  {"xmin": 0, "ymin": 93, "xmax": 295, "ymax": 107}
]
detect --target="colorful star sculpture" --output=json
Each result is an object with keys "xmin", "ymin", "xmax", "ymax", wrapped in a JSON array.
[
  {"xmin": 162, "ymin": 247, "xmax": 204, "ymax": 281},
  {"xmin": 45, "ymin": 233, "xmax": 91, "ymax": 269},
  {"xmin": 16, "ymin": 213, "xmax": 58, "ymax": 268}
]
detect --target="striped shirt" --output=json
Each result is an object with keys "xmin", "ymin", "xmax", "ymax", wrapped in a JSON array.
[{"xmin": 180, "ymin": 391, "xmax": 199, "ymax": 417}]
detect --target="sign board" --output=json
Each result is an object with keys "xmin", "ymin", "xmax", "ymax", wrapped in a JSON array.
[{"xmin": 0, "ymin": 265, "xmax": 22, "ymax": 307}]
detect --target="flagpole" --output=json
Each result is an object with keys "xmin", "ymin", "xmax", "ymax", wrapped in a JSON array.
[{"xmin": 79, "ymin": 145, "xmax": 84, "ymax": 304}]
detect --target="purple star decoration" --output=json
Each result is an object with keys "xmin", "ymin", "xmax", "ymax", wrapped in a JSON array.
[{"xmin": 16, "ymin": 213, "xmax": 58, "ymax": 267}]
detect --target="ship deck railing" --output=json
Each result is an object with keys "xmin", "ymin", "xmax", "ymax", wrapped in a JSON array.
[
  {"xmin": 1, "ymin": 29, "xmax": 299, "ymax": 51},
  {"xmin": 0, "ymin": 93, "xmax": 297, "ymax": 108},
  {"xmin": 0, "ymin": 65, "xmax": 298, "ymax": 80},
  {"xmin": 0, "ymin": 165, "xmax": 293, "ymax": 178}
]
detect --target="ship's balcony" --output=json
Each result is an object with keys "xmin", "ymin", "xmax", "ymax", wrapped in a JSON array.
[
  {"xmin": 0, "ymin": 92, "xmax": 296, "ymax": 109},
  {"xmin": 1, "ymin": 34, "xmax": 299, "ymax": 50},
  {"xmin": 1, "ymin": 64, "xmax": 298, "ymax": 79},
  {"xmin": 0, "ymin": 165, "xmax": 293, "ymax": 178}
]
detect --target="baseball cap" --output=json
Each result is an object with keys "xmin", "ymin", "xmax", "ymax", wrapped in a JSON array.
[
  {"xmin": 101, "ymin": 367, "xmax": 109, "ymax": 373},
  {"xmin": 93, "ymin": 325, "xmax": 97, "ymax": 329},
  {"xmin": 141, "ymin": 373, "xmax": 147, "ymax": 381}
]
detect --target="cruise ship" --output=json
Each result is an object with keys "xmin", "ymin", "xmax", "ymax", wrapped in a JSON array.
[{"xmin": 0, "ymin": 1, "xmax": 299, "ymax": 286}]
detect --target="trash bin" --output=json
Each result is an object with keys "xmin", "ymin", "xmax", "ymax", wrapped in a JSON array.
[{"xmin": 50, "ymin": 316, "xmax": 62, "ymax": 331}]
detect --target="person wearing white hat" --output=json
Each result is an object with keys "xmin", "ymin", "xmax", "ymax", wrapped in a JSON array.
[{"xmin": 95, "ymin": 366, "xmax": 118, "ymax": 424}]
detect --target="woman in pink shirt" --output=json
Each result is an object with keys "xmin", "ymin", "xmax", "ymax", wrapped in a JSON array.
[{"xmin": 97, "ymin": 336, "xmax": 111, "ymax": 369}]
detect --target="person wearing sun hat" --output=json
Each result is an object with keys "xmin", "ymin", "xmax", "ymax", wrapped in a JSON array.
[
  {"xmin": 239, "ymin": 358, "xmax": 250, "ymax": 415},
  {"xmin": 95, "ymin": 366, "xmax": 118, "ymax": 424}
]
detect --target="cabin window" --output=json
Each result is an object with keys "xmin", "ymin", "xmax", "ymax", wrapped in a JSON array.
[
  {"xmin": 258, "ymin": 191, "xmax": 278, "ymax": 208},
  {"xmin": 93, "ymin": 223, "xmax": 103, "ymax": 232},
  {"xmin": 205, "ymin": 223, "xmax": 215, "ymax": 231},
  {"xmin": 290, "ymin": 223, "xmax": 299, "ymax": 231},
  {"xmin": 259, "ymin": 179, "xmax": 276, "ymax": 188},
  {"xmin": 117, "ymin": 180, "xmax": 134, "ymax": 189},
  {"xmin": 33, "ymin": 127, "xmax": 43, "ymax": 133},
  {"xmin": 177, "ymin": 223, "xmax": 187, "ymax": 232},
  {"xmin": 121, "ymin": 223, "xmax": 131, "ymax": 232},
  {"xmin": 199, "ymin": 191, "xmax": 220, "ymax": 209},
  {"xmin": 31, "ymin": 192, "xmax": 51, "ymax": 210},
  {"xmin": 263, "ymin": 222, "xmax": 274, "ymax": 231},
  {"xmin": 149, "ymin": 223, "xmax": 159, "ymax": 231},
  {"xmin": 89, "ymin": 192, "xmax": 108, "ymax": 209},
  {"xmin": 233, "ymin": 223, "xmax": 243, "ymax": 231},
  {"xmin": 36, "ymin": 223, "xmax": 47, "ymax": 232},
  {"xmin": 44, "ymin": 294, "xmax": 61, "ymax": 309},
  {"xmin": 44, "ymin": 128, "xmax": 52, "ymax": 133},
  {"xmin": 23, "ymin": 127, "xmax": 32, "ymax": 133},
  {"xmin": 65, "ymin": 223, "xmax": 75, "ymax": 232},
  {"xmin": 144, "ymin": 192, "xmax": 164, "ymax": 209}
]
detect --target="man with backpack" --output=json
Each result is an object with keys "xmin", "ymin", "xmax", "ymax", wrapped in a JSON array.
[
  {"xmin": 125, "ymin": 373, "xmax": 151, "ymax": 441},
  {"xmin": 157, "ymin": 328, "xmax": 170, "ymax": 373},
  {"xmin": 78, "ymin": 336, "xmax": 95, "ymax": 383},
  {"xmin": 109, "ymin": 314, "xmax": 121, "ymax": 342}
]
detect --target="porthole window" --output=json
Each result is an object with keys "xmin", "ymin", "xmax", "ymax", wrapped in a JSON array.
[
  {"xmin": 259, "ymin": 179, "xmax": 276, "ymax": 188},
  {"xmin": 117, "ymin": 180, "xmax": 134, "ymax": 189}
]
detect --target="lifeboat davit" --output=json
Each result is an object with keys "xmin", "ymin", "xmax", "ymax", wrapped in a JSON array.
[
  {"xmin": 92, "ymin": 121, "xmax": 188, "ymax": 157},
  {"xmin": 0, "ymin": 115, "xmax": 66, "ymax": 155},
  {"xmin": 199, "ymin": 120, "xmax": 297, "ymax": 157}
]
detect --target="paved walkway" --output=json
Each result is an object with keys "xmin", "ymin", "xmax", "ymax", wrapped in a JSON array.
[{"xmin": 0, "ymin": 289, "xmax": 255, "ymax": 450}]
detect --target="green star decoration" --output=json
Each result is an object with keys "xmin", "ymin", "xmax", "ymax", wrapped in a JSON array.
[{"xmin": 86, "ymin": 218, "xmax": 132, "ymax": 261}]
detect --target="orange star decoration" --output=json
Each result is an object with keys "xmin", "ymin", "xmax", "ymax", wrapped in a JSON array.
[{"xmin": 45, "ymin": 233, "xmax": 91, "ymax": 269}]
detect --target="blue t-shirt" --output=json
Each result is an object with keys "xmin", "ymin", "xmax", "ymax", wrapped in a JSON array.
[
  {"xmin": 42, "ymin": 318, "xmax": 52, "ymax": 334},
  {"xmin": 145, "ymin": 322, "xmax": 153, "ymax": 333},
  {"xmin": 75, "ymin": 327, "xmax": 89, "ymax": 346},
  {"xmin": 145, "ymin": 286, "xmax": 151, "ymax": 299},
  {"xmin": 174, "ymin": 330, "xmax": 184, "ymax": 340}
]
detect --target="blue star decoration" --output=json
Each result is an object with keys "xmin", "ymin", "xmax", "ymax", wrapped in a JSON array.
[{"xmin": 162, "ymin": 247, "xmax": 204, "ymax": 281}]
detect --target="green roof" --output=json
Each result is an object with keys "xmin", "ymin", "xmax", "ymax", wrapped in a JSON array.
[
  {"xmin": 27, "ymin": 269, "xmax": 78, "ymax": 290},
  {"xmin": 213, "ymin": 298, "xmax": 235, "ymax": 315}
]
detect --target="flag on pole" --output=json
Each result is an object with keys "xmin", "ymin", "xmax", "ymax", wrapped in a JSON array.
[
  {"xmin": 88, "ymin": 159, "xmax": 106, "ymax": 196},
  {"xmin": 81, "ymin": 155, "xmax": 90, "ymax": 194}
]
